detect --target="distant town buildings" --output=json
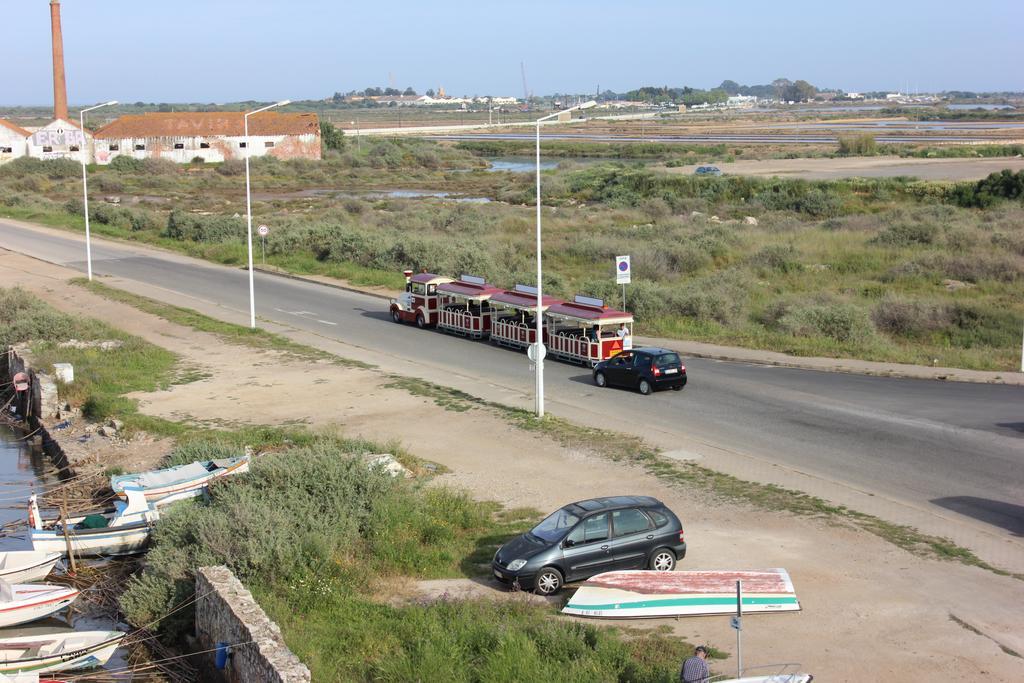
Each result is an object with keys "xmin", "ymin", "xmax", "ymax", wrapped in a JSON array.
[{"xmin": 351, "ymin": 94, "xmax": 519, "ymax": 107}]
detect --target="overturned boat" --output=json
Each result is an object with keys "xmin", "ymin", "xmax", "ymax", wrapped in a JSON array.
[
  {"xmin": 0, "ymin": 626, "xmax": 124, "ymax": 674},
  {"xmin": 29, "ymin": 488, "xmax": 158, "ymax": 557},
  {"xmin": 0, "ymin": 554, "xmax": 62, "ymax": 585},
  {"xmin": 110, "ymin": 455, "xmax": 250, "ymax": 506},
  {"xmin": 0, "ymin": 581, "xmax": 78, "ymax": 629},
  {"xmin": 563, "ymin": 569, "xmax": 800, "ymax": 618}
]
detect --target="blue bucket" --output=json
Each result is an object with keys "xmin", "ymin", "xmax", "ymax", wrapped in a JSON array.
[{"xmin": 215, "ymin": 642, "xmax": 230, "ymax": 669}]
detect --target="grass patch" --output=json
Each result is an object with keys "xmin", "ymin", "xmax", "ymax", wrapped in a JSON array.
[
  {"xmin": 70, "ymin": 277, "xmax": 372, "ymax": 369},
  {"xmin": 0, "ymin": 286, "xmax": 181, "ymax": 435}
]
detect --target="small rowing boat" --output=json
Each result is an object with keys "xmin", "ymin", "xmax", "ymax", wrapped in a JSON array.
[
  {"xmin": 0, "ymin": 554, "xmax": 61, "ymax": 585},
  {"xmin": 29, "ymin": 488, "xmax": 158, "ymax": 557},
  {"xmin": 0, "ymin": 581, "xmax": 78, "ymax": 629},
  {"xmin": 0, "ymin": 626, "xmax": 124, "ymax": 674},
  {"xmin": 110, "ymin": 455, "xmax": 250, "ymax": 506},
  {"xmin": 563, "ymin": 569, "xmax": 800, "ymax": 618}
]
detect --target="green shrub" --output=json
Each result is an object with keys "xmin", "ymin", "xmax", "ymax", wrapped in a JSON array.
[
  {"xmin": 749, "ymin": 244, "xmax": 802, "ymax": 273},
  {"xmin": 0, "ymin": 287, "xmax": 97, "ymax": 347},
  {"xmin": 216, "ymin": 160, "xmax": 246, "ymax": 176},
  {"xmin": 63, "ymin": 197, "xmax": 84, "ymax": 215},
  {"xmin": 108, "ymin": 155, "xmax": 145, "ymax": 174},
  {"xmin": 944, "ymin": 303, "xmax": 1021, "ymax": 348},
  {"xmin": 953, "ymin": 169, "xmax": 1024, "ymax": 208},
  {"xmin": 163, "ymin": 209, "xmax": 244, "ymax": 242},
  {"xmin": 872, "ymin": 296, "xmax": 949, "ymax": 339},
  {"xmin": 871, "ymin": 222, "xmax": 939, "ymax": 246},
  {"xmin": 777, "ymin": 298, "xmax": 876, "ymax": 343},
  {"xmin": 675, "ymin": 270, "xmax": 750, "ymax": 323},
  {"xmin": 837, "ymin": 134, "xmax": 878, "ymax": 156},
  {"xmin": 130, "ymin": 210, "xmax": 159, "ymax": 232}
]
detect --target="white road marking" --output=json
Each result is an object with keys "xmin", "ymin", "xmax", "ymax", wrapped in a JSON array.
[{"xmin": 317, "ymin": 319, "xmax": 337, "ymax": 326}]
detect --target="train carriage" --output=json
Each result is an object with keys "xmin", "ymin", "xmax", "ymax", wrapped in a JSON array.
[
  {"xmin": 390, "ymin": 270, "xmax": 455, "ymax": 328},
  {"xmin": 489, "ymin": 285, "xmax": 564, "ymax": 351},
  {"xmin": 545, "ymin": 295, "xmax": 634, "ymax": 366},
  {"xmin": 435, "ymin": 275, "xmax": 503, "ymax": 339}
]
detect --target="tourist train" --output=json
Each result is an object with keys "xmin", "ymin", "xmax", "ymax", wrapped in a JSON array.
[{"xmin": 389, "ymin": 270, "xmax": 635, "ymax": 366}]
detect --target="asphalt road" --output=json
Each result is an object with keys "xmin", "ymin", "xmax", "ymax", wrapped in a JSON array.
[{"xmin": 2, "ymin": 220, "xmax": 1021, "ymax": 542}]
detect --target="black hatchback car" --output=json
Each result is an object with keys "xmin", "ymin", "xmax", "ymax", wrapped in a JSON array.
[
  {"xmin": 593, "ymin": 347, "xmax": 687, "ymax": 394},
  {"xmin": 492, "ymin": 496, "xmax": 686, "ymax": 595}
]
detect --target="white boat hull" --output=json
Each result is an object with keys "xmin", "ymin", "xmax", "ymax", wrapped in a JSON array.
[
  {"xmin": 563, "ymin": 569, "xmax": 800, "ymax": 618},
  {"xmin": 112, "ymin": 456, "xmax": 250, "ymax": 506},
  {"xmin": 30, "ymin": 524, "xmax": 152, "ymax": 557},
  {"xmin": 0, "ymin": 554, "xmax": 61, "ymax": 585},
  {"xmin": 0, "ymin": 629, "xmax": 124, "ymax": 674},
  {"xmin": 0, "ymin": 585, "xmax": 78, "ymax": 629}
]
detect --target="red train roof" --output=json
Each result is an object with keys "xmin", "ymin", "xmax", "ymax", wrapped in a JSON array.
[
  {"xmin": 411, "ymin": 272, "xmax": 450, "ymax": 284},
  {"xmin": 546, "ymin": 300, "xmax": 633, "ymax": 323},
  {"xmin": 491, "ymin": 290, "xmax": 563, "ymax": 310},
  {"xmin": 437, "ymin": 279, "xmax": 503, "ymax": 300}
]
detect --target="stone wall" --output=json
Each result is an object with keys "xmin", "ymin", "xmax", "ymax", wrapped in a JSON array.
[{"xmin": 195, "ymin": 566, "xmax": 310, "ymax": 683}]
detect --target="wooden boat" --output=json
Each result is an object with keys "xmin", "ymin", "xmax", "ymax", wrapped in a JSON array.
[
  {"xmin": 29, "ymin": 488, "xmax": 158, "ymax": 557},
  {"xmin": 0, "ymin": 626, "xmax": 124, "ymax": 674},
  {"xmin": 0, "ymin": 555, "xmax": 61, "ymax": 585},
  {"xmin": 0, "ymin": 582, "xmax": 78, "ymax": 629},
  {"xmin": 562, "ymin": 569, "xmax": 800, "ymax": 618},
  {"xmin": 110, "ymin": 455, "xmax": 251, "ymax": 506}
]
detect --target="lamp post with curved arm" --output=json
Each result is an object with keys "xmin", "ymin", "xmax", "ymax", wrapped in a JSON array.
[
  {"xmin": 533, "ymin": 99, "xmax": 596, "ymax": 417},
  {"xmin": 243, "ymin": 99, "xmax": 290, "ymax": 328},
  {"xmin": 79, "ymin": 100, "xmax": 117, "ymax": 281}
]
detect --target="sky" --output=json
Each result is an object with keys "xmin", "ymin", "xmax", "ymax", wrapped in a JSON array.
[{"xmin": 2, "ymin": 0, "xmax": 1022, "ymax": 106}]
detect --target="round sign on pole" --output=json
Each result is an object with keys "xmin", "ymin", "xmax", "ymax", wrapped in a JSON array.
[
  {"xmin": 257, "ymin": 225, "xmax": 269, "ymax": 237},
  {"xmin": 615, "ymin": 255, "xmax": 631, "ymax": 284},
  {"xmin": 527, "ymin": 343, "xmax": 547, "ymax": 362}
]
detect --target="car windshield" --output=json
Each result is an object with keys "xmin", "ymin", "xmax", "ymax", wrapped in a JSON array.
[
  {"xmin": 529, "ymin": 507, "xmax": 581, "ymax": 542},
  {"xmin": 655, "ymin": 353, "xmax": 681, "ymax": 368}
]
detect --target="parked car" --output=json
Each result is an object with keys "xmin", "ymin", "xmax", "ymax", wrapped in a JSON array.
[
  {"xmin": 695, "ymin": 165, "xmax": 722, "ymax": 176},
  {"xmin": 593, "ymin": 347, "xmax": 687, "ymax": 394},
  {"xmin": 492, "ymin": 496, "xmax": 686, "ymax": 595}
]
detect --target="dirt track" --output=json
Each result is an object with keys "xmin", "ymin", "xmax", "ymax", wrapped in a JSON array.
[
  {"xmin": 4, "ymin": 250, "xmax": 1022, "ymax": 682},
  {"xmin": 660, "ymin": 155, "xmax": 1024, "ymax": 181}
]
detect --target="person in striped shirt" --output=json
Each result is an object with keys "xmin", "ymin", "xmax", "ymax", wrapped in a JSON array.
[{"xmin": 680, "ymin": 645, "xmax": 710, "ymax": 683}]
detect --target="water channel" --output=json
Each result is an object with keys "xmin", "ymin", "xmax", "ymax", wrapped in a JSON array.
[{"xmin": 0, "ymin": 426, "xmax": 129, "ymax": 674}]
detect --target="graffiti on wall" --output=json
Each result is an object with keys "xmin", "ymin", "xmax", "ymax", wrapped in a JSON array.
[{"xmin": 32, "ymin": 127, "xmax": 85, "ymax": 147}]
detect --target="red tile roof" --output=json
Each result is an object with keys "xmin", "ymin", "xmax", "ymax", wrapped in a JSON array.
[
  {"xmin": 0, "ymin": 119, "xmax": 30, "ymax": 137},
  {"xmin": 93, "ymin": 112, "xmax": 319, "ymax": 139}
]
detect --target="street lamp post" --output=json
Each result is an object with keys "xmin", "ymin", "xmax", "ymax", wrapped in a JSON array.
[
  {"xmin": 244, "ymin": 99, "xmax": 291, "ymax": 329},
  {"xmin": 533, "ymin": 100, "xmax": 596, "ymax": 417},
  {"xmin": 79, "ymin": 100, "xmax": 117, "ymax": 281}
]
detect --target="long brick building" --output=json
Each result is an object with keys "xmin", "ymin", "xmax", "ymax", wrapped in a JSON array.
[{"xmin": 91, "ymin": 112, "xmax": 321, "ymax": 164}]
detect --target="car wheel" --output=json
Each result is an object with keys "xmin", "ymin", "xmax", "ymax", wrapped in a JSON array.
[
  {"xmin": 594, "ymin": 371, "xmax": 608, "ymax": 388},
  {"xmin": 649, "ymin": 548, "xmax": 676, "ymax": 572},
  {"xmin": 534, "ymin": 567, "xmax": 563, "ymax": 596},
  {"xmin": 638, "ymin": 379, "xmax": 652, "ymax": 395},
  {"xmin": 416, "ymin": 312, "xmax": 426, "ymax": 329},
  {"xmin": 391, "ymin": 309, "xmax": 402, "ymax": 324},
  {"xmin": 672, "ymin": 384, "xmax": 683, "ymax": 391}
]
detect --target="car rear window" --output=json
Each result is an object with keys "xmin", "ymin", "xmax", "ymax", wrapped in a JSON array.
[
  {"xmin": 648, "ymin": 508, "xmax": 669, "ymax": 528},
  {"xmin": 612, "ymin": 508, "xmax": 654, "ymax": 537},
  {"xmin": 655, "ymin": 353, "xmax": 681, "ymax": 368}
]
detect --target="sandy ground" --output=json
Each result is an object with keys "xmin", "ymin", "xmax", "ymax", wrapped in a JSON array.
[
  {"xmin": 3, "ymin": 251, "xmax": 1023, "ymax": 682},
  {"xmin": 659, "ymin": 155, "xmax": 1024, "ymax": 181}
]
